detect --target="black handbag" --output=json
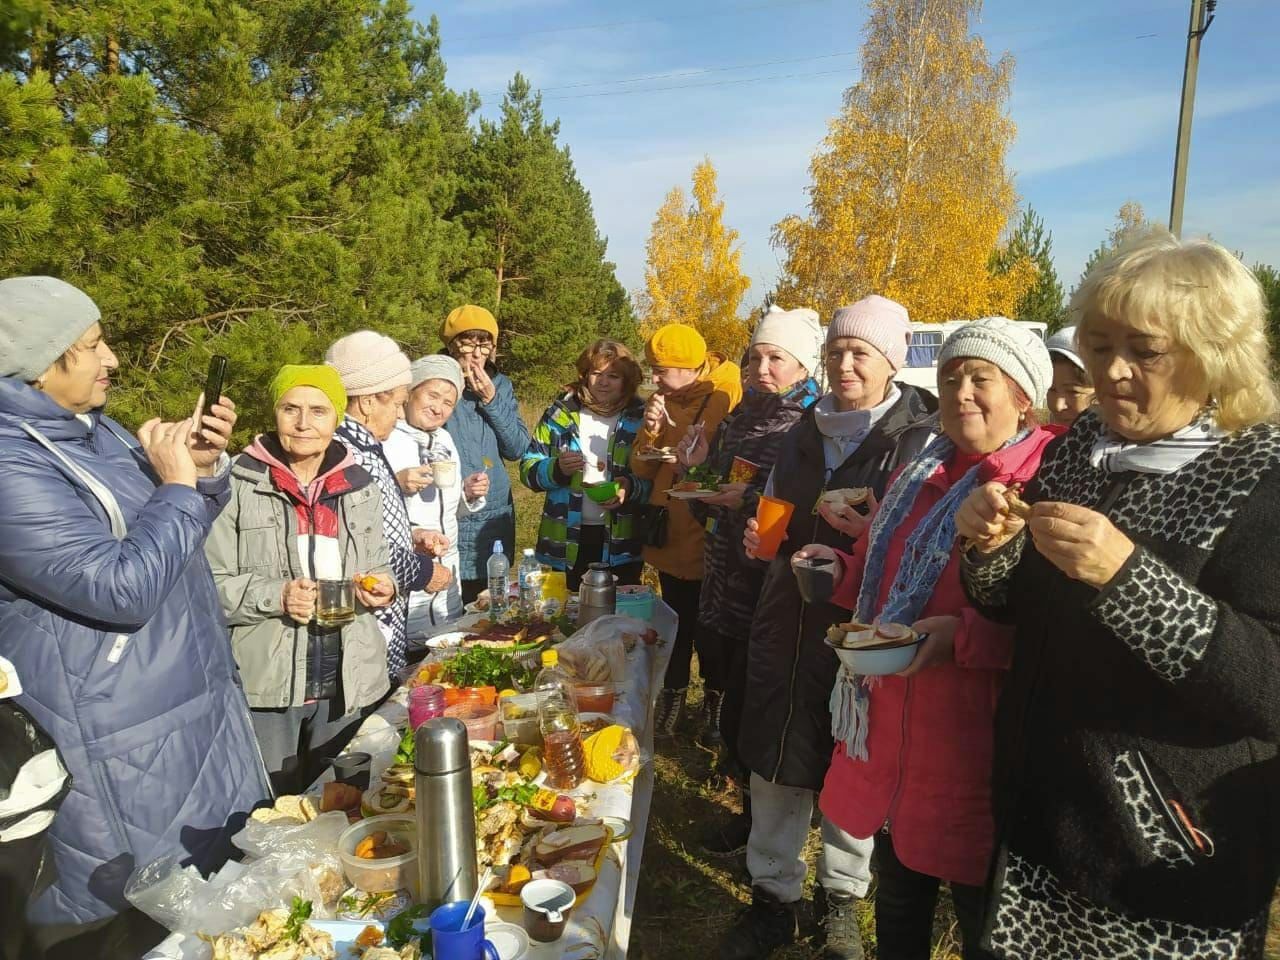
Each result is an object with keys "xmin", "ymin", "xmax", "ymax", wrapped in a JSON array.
[{"xmin": 640, "ymin": 505, "xmax": 669, "ymax": 548}]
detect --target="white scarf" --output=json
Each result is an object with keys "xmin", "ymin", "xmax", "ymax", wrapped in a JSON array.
[
  {"xmin": 1089, "ymin": 411, "xmax": 1226, "ymax": 475},
  {"xmin": 813, "ymin": 384, "xmax": 902, "ymax": 471}
]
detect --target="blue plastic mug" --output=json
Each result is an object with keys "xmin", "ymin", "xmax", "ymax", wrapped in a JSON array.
[{"xmin": 429, "ymin": 901, "xmax": 500, "ymax": 960}]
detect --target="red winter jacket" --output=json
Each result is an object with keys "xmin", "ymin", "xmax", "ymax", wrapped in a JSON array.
[{"xmin": 818, "ymin": 427, "xmax": 1056, "ymax": 887}]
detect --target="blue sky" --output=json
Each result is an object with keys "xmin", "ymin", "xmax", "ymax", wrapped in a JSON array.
[{"xmin": 415, "ymin": 0, "xmax": 1280, "ymax": 308}]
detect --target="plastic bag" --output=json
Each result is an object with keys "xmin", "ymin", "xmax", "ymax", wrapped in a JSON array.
[
  {"xmin": 557, "ymin": 617, "xmax": 635, "ymax": 684},
  {"xmin": 231, "ymin": 810, "xmax": 348, "ymax": 861}
]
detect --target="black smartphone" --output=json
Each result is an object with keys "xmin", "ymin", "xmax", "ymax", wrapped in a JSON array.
[{"xmin": 201, "ymin": 355, "xmax": 229, "ymax": 418}]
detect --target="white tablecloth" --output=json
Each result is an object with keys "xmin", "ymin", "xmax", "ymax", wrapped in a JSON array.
[{"xmin": 146, "ymin": 602, "xmax": 675, "ymax": 960}]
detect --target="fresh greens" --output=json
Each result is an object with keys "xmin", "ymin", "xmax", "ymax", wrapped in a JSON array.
[
  {"xmin": 473, "ymin": 779, "xmax": 539, "ymax": 811},
  {"xmin": 394, "ymin": 725, "xmax": 416, "ymax": 765},
  {"xmin": 385, "ymin": 904, "xmax": 431, "ymax": 949},
  {"xmin": 682, "ymin": 464, "xmax": 722, "ymax": 488},
  {"xmin": 440, "ymin": 647, "xmax": 535, "ymax": 689},
  {"xmin": 337, "ymin": 890, "xmax": 396, "ymax": 919},
  {"xmin": 283, "ymin": 897, "xmax": 312, "ymax": 942}
]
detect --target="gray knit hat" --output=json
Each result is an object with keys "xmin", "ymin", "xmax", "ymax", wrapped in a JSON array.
[
  {"xmin": 937, "ymin": 317, "xmax": 1053, "ymax": 407},
  {"xmin": 0, "ymin": 277, "xmax": 101, "ymax": 382},
  {"xmin": 409, "ymin": 354, "xmax": 464, "ymax": 397}
]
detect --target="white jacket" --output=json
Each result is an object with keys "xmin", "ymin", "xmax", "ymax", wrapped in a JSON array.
[{"xmin": 384, "ymin": 420, "xmax": 486, "ymax": 634}]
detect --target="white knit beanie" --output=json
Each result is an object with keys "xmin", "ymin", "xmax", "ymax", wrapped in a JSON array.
[
  {"xmin": 0, "ymin": 277, "xmax": 101, "ymax": 382},
  {"xmin": 325, "ymin": 330, "xmax": 411, "ymax": 396},
  {"xmin": 750, "ymin": 305, "xmax": 823, "ymax": 376},
  {"xmin": 827, "ymin": 295, "xmax": 912, "ymax": 370},
  {"xmin": 410, "ymin": 354, "xmax": 464, "ymax": 398},
  {"xmin": 937, "ymin": 317, "xmax": 1053, "ymax": 407}
]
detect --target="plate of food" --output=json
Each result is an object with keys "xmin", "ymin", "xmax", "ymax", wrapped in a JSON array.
[
  {"xmin": 823, "ymin": 621, "xmax": 922, "ymax": 675},
  {"xmin": 635, "ymin": 445, "xmax": 678, "ymax": 462},
  {"xmin": 424, "ymin": 630, "xmax": 469, "ymax": 652}
]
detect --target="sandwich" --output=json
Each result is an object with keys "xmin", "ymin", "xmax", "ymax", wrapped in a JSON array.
[{"xmin": 821, "ymin": 488, "xmax": 872, "ymax": 508}]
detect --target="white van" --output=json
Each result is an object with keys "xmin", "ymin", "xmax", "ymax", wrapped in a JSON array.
[{"xmin": 893, "ymin": 320, "xmax": 1047, "ymax": 395}]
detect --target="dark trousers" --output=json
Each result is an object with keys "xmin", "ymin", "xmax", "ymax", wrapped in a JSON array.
[
  {"xmin": 251, "ymin": 698, "xmax": 367, "ymax": 796},
  {"xmin": 873, "ymin": 835, "xmax": 993, "ymax": 960},
  {"xmin": 32, "ymin": 907, "xmax": 167, "ymax": 960},
  {"xmin": 658, "ymin": 573, "xmax": 702, "ymax": 690},
  {"xmin": 566, "ymin": 525, "xmax": 645, "ymax": 592},
  {"xmin": 461, "ymin": 578, "xmax": 485, "ymax": 605},
  {"xmin": 698, "ymin": 625, "xmax": 749, "ymax": 774}
]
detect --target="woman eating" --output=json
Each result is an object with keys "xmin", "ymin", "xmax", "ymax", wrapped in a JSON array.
[
  {"xmin": 958, "ymin": 235, "xmax": 1280, "ymax": 959},
  {"xmin": 206, "ymin": 364, "xmax": 397, "ymax": 793},
  {"xmin": 520, "ymin": 339, "xmax": 651, "ymax": 591}
]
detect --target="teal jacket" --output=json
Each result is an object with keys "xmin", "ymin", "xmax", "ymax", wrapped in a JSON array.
[{"xmin": 519, "ymin": 393, "xmax": 651, "ymax": 570}]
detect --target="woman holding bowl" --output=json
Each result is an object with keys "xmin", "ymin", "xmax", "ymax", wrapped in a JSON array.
[
  {"xmin": 206, "ymin": 364, "xmax": 397, "ymax": 793},
  {"xmin": 780, "ymin": 318, "xmax": 1055, "ymax": 960},
  {"xmin": 958, "ymin": 235, "xmax": 1280, "ymax": 958}
]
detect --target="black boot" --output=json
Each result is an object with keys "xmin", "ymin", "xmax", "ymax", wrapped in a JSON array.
[
  {"xmin": 701, "ymin": 784, "xmax": 751, "ymax": 858},
  {"xmin": 654, "ymin": 687, "xmax": 686, "ymax": 739},
  {"xmin": 718, "ymin": 887, "xmax": 798, "ymax": 960},
  {"xmin": 701, "ymin": 688, "xmax": 726, "ymax": 746},
  {"xmin": 814, "ymin": 886, "xmax": 865, "ymax": 960}
]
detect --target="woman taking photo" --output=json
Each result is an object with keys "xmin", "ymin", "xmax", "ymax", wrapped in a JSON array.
[
  {"xmin": 799, "ymin": 318, "xmax": 1054, "ymax": 960},
  {"xmin": 520, "ymin": 340, "xmax": 650, "ymax": 590},
  {"xmin": 0, "ymin": 277, "xmax": 267, "ymax": 956},
  {"xmin": 206, "ymin": 365, "xmax": 397, "ymax": 794},
  {"xmin": 682, "ymin": 306, "xmax": 824, "ymax": 749},
  {"xmin": 719, "ymin": 296, "xmax": 934, "ymax": 960},
  {"xmin": 958, "ymin": 236, "xmax": 1280, "ymax": 958}
]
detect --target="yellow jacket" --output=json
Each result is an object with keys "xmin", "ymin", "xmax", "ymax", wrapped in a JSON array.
[{"xmin": 630, "ymin": 354, "xmax": 743, "ymax": 580}]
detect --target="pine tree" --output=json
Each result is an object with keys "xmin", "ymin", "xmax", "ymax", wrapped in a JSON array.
[
  {"xmin": 992, "ymin": 207, "xmax": 1065, "ymax": 330},
  {"xmin": 772, "ymin": 0, "xmax": 1032, "ymax": 323},
  {"xmin": 1078, "ymin": 200, "xmax": 1164, "ymax": 281},
  {"xmin": 641, "ymin": 158, "xmax": 752, "ymax": 360},
  {"xmin": 1253, "ymin": 263, "xmax": 1280, "ymax": 357}
]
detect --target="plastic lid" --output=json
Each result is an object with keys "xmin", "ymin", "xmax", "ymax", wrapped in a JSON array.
[
  {"xmin": 485, "ymin": 921, "xmax": 530, "ymax": 960},
  {"xmin": 541, "ymin": 650, "xmax": 559, "ymax": 668},
  {"xmin": 523, "ymin": 548, "xmax": 535, "ymax": 557},
  {"xmin": 492, "ymin": 542, "xmax": 504, "ymax": 554}
]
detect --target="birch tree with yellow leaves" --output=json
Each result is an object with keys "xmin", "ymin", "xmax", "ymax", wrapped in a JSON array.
[
  {"xmin": 773, "ymin": 0, "xmax": 1033, "ymax": 323},
  {"xmin": 642, "ymin": 158, "xmax": 752, "ymax": 359}
]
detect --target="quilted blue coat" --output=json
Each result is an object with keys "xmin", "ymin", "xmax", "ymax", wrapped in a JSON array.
[{"xmin": 0, "ymin": 378, "xmax": 268, "ymax": 925}]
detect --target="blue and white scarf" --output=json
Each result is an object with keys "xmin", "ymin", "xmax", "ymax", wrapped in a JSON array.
[{"xmin": 830, "ymin": 428, "xmax": 1031, "ymax": 760}]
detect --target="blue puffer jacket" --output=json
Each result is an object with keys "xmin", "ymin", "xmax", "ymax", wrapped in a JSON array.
[
  {"xmin": 0, "ymin": 379, "xmax": 269, "ymax": 925},
  {"xmin": 444, "ymin": 361, "xmax": 530, "ymax": 581}
]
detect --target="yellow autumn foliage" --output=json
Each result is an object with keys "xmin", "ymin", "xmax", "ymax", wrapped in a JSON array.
[
  {"xmin": 641, "ymin": 158, "xmax": 752, "ymax": 360},
  {"xmin": 773, "ymin": 0, "xmax": 1034, "ymax": 324}
]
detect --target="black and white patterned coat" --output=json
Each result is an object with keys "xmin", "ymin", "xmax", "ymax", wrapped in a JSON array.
[{"xmin": 961, "ymin": 410, "xmax": 1280, "ymax": 959}]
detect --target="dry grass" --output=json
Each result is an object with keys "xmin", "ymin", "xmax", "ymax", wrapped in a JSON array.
[{"xmin": 507, "ymin": 461, "xmax": 1280, "ymax": 960}]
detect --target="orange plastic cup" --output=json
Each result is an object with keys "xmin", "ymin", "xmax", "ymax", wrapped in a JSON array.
[{"xmin": 754, "ymin": 495, "xmax": 795, "ymax": 561}]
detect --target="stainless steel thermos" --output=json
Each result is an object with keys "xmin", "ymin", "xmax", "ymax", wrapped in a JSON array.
[
  {"xmin": 414, "ymin": 717, "xmax": 478, "ymax": 908},
  {"xmin": 576, "ymin": 562, "xmax": 616, "ymax": 626}
]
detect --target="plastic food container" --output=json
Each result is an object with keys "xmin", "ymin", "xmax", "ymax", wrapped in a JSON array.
[
  {"xmin": 338, "ymin": 815, "xmax": 418, "ymax": 896},
  {"xmin": 573, "ymin": 682, "xmax": 618, "ymax": 714},
  {"xmin": 445, "ymin": 701, "xmax": 500, "ymax": 741},
  {"xmin": 444, "ymin": 685, "xmax": 498, "ymax": 707},
  {"xmin": 615, "ymin": 585, "xmax": 655, "ymax": 621},
  {"xmin": 583, "ymin": 480, "xmax": 619, "ymax": 503},
  {"xmin": 501, "ymin": 693, "xmax": 542, "ymax": 746}
]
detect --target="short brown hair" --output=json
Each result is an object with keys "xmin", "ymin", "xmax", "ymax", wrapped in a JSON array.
[{"xmin": 574, "ymin": 339, "xmax": 642, "ymax": 398}]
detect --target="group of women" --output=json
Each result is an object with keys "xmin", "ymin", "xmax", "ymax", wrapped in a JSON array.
[{"xmin": 2, "ymin": 231, "xmax": 1279, "ymax": 960}]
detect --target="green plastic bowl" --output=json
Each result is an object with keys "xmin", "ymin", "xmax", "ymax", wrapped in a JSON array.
[{"xmin": 584, "ymin": 480, "xmax": 620, "ymax": 503}]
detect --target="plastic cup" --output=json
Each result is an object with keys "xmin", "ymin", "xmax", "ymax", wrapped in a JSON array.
[
  {"xmin": 331, "ymin": 751, "xmax": 371, "ymax": 791},
  {"xmin": 444, "ymin": 702, "xmax": 499, "ymax": 741},
  {"xmin": 729, "ymin": 456, "xmax": 761, "ymax": 484},
  {"xmin": 754, "ymin": 496, "xmax": 795, "ymax": 561},
  {"xmin": 429, "ymin": 901, "xmax": 499, "ymax": 960}
]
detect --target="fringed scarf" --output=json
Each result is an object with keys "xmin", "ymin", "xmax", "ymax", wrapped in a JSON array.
[{"xmin": 830, "ymin": 427, "xmax": 1031, "ymax": 760}]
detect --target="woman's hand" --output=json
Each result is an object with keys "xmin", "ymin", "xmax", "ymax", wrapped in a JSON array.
[
  {"xmin": 1028, "ymin": 502, "xmax": 1135, "ymax": 588},
  {"xmin": 955, "ymin": 482, "xmax": 1022, "ymax": 552},
  {"xmin": 599, "ymin": 476, "xmax": 630, "ymax": 510},
  {"xmin": 792, "ymin": 543, "xmax": 843, "ymax": 581},
  {"xmin": 642, "ymin": 393, "xmax": 669, "ymax": 435},
  {"xmin": 426, "ymin": 564, "xmax": 454, "ymax": 593},
  {"xmin": 703, "ymin": 481, "xmax": 747, "ymax": 509},
  {"xmin": 464, "ymin": 357, "xmax": 497, "ymax": 404},
  {"xmin": 190, "ymin": 395, "xmax": 237, "ymax": 476},
  {"xmin": 281, "ymin": 578, "xmax": 317, "ymax": 624},
  {"xmin": 354, "ymin": 572, "xmax": 396, "ymax": 608},
  {"xmin": 138, "ymin": 417, "xmax": 198, "ymax": 488},
  {"xmin": 818, "ymin": 490, "xmax": 878, "ymax": 539},
  {"xmin": 745, "ymin": 517, "xmax": 790, "ymax": 559},
  {"xmin": 397, "ymin": 465, "xmax": 434, "ymax": 496},
  {"xmin": 897, "ymin": 615, "xmax": 960, "ymax": 677},
  {"xmin": 557, "ymin": 448, "xmax": 586, "ymax": 478},
  {"xmin": 463, "ymin": 471, "xmax": 489, "ymax": 501},
  {"xmin": 413, "ymin": 529, "xmax": 450, "ymax": 557}
]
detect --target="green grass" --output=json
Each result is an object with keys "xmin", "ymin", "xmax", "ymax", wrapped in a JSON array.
[{"xmin": 506, "ymin": 458, "xmax": 1280, "ymax": 959}]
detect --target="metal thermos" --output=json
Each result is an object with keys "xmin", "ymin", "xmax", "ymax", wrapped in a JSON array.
[
  {"xmin": 414, "ymin": 717, "xmax": 478, "ymax": 909},
  {"xmin": 577, "ymin": 562, "xmax": 617, "ymax": 626}
]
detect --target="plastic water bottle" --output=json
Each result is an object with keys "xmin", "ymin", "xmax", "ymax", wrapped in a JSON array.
[
  {"xmin": 518, "ymin": 548, "xmax": 541, "ymax": 616},
  {"xmin": 534, "ymin": 650, "xmax": 585, "ymax": 789},
  {"xmin": 487, "ymin": 542, "xmax": 510, "ymax": 618}
]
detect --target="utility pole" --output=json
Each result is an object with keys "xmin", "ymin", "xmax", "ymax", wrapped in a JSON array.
[{"xmin": 1169, "ymin": 0, "xmax": 1216, "ymax": 237}]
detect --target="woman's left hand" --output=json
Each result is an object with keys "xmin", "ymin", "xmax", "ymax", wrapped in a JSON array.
[
  {"xmin": 412, "ymin": 529, "xmax": 450, "ymax": 557},
  {"xmin": 675, "ymin": 423, "xmax": 708, "ymax": 467},
  {"xmin": 1028, "ymin": 501, "xmax": 1135, "ymax": 588},
  {"xmin": 190, "ymin": 395, "xmax": 237, "ymax": 475},
  {"xmin": 600, "ymin": 477, "xmax": 630, "ymax": 510},
  {"xmin": 896, "ymin": 615, "xmax": 961, "ymax": 677},
  {"xmin": 818, "ymin": 490, "xmax": 879, "ymax": 540},
  {"xmin": 703, "ymin": 482, "xmax": 747, "ymax": 509},
  {"xmin": 463, "ymin": 471, "xmax": 489, "ymax": 501},
  {"xmin": 466, "ymin": 358, "xmax": 497, "ymax": 404},
  {"xmin": 354, "ymin": 572, "xmax": 396, "ymax": 608}
]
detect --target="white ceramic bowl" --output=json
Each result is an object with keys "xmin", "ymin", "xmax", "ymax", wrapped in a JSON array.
[{"xmin": 824, "ymin": 635, "xmax": 921, "ymax": 676}]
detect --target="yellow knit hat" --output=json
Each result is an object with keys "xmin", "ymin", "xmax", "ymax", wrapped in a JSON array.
[
  {"xmin": 645, "ymin": 323, "xmax": 707, "ymax": 370},
  {"xmin": 441, "ymin": 304, "xmax": 499, "ymax": 344},
  {"xmin": 268, "ymin": 364, "xmax": 347, "ymax": 416}
]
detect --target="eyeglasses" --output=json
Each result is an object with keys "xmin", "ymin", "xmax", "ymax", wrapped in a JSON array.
[{"xmin": 454, "ymin": 339, "xmax": 493, "ymax": 354}]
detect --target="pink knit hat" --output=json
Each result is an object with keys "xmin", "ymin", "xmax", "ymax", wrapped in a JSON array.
[
  {"xmin": 324, "ymin": 330, "xmax": 411, "ymax": 396},
  {"xmin": 827, "ymin": 295, "xmax": 911, "ymax": 370}
]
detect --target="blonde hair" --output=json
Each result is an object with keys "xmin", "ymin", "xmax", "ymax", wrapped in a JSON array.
[{"xmin": 1072, "ymin": 233, "xmax": 1278, "ymax": 432}]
